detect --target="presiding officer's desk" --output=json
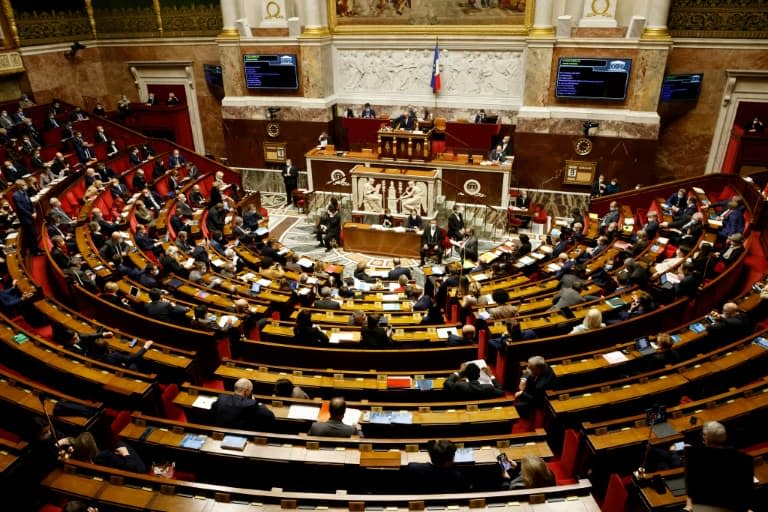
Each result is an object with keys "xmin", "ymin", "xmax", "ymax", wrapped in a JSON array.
[
  {"xmin": 342, "ymin": 223, "xmax": 422, "ymax": 259},
  {"xmin": 119, "ymin": 412, "xmax": 550, "ymax": 491},
  {"xmin": 43, "ymin": 460, "xmax": 599, "ymax": 512}
]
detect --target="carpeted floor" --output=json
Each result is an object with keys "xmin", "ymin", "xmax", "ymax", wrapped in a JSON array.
[{"xmin": 262, "ymin": 192, "xmax": 512, "ymax": 284}]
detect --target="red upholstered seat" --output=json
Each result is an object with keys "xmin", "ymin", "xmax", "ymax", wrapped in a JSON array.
[
  {"xmin": 160, "ymin": 383, "xmax": 187, "ymax": 422},
  {"xmin": 547, "ymin": 428, "xmax": 582, "ymax": 484},
  {"xmin": 601, "ymin": 473, "xmax": 628, "ymax": 512}
]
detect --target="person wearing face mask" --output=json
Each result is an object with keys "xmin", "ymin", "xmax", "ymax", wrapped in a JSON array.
[
  {"xmin": 420, "ymin": 219, "xmax": 443, "ymax": 266},
  {"xmin": 12, "ymin": 179, "xmax": 43, "ymax": 255}
]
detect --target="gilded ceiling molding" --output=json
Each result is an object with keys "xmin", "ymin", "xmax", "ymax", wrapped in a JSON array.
[
  {"xmin": 668, "ymin": 0, "xmax": 768, "ymax": 39},
  {"xmin": 0, "ymin": 0, "xmax": 19, "ymax": 47},
  {"xmin": 84, "ymin": 0, "xmax": 97, "ymax": 39}
]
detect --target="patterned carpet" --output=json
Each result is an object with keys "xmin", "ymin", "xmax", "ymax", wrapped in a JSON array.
[{"xmin": 262, "ymin": 192, "xmax": 517, "ymax": 284}]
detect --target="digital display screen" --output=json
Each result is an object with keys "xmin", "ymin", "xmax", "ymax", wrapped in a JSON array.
[
  {"xmin": 243, "ymin": 54, "xmax": 299, "ymax": 90},
  {"xmin": 556, "ymin": 57, "xmax": 632, "ymax": 101},
  {"xmin": 660, "ymin": 73, "xmax": 703, "ymax": 102}
]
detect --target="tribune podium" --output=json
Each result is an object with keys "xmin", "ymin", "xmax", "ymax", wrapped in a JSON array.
[{"xmin": 377, "ymin": 128, "xmax": 432, "ymax": 161}]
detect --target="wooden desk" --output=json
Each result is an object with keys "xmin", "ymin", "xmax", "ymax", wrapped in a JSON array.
[
  {"xmin": 377, "ymin": 128, "xmax": 432, "ymax": 161},
  {"xmin": 342, "ymin": 223, "xmax": 421, "ymax": 259},
  {"xmin": 42, "ymin": 459, "xmax": 598, "ymax": 511}
]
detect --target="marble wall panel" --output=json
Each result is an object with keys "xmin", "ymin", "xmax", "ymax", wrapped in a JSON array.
[{"xmin": 657, "ymin": 46, "xmax": 768, "ymax": 179}]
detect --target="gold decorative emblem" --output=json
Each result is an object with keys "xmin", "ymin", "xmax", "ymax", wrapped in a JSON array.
[
  {"xmin": 267, "ymin": 122, "xmax": 280, "ymax": 138},
  {"xmin": 574, "ymin": 137, "xmax": 593, "ymax": 156},
  {"xmin": 591, "ymin": 0, "xmax": 610, "ymax": 16},
  {"xmin": 266, "ymin": 1, "xmax": 282, "ymax": 19}
]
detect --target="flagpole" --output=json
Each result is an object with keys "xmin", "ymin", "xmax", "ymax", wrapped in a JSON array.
[{"xmin": 433, "ymin": 37, "xmax": 438, "ymax": 117}]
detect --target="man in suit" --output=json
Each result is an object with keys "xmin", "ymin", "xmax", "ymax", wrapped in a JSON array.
[
  {"xmin": 360, "ymin": 314, "xmax": 393, "ymax": 348},
  {"xmin": 100, "ymin": 231, "xmax": 132, "ymax": 269},
  {"xmin": 717, "ymin": 200, "xmax": 745, "ymax": 240},
  {"xmin": 446, "ymin": 324, "xmax": 476, "ymax": 346},
  {"xmin": 314, "ymin": 287, "xmax": 340, "ymax": 310},
  {"xmin": 48, "ymin": 197, "xmax": 73, "ymax": 226},
  {"xmin": 144, "ymin": 288, "xmax": 189, "ymax": 324},
  {"xmin": 500, "ymin": 135, "xmax": 513, "ymax": 156},
  {"xmin": 405, "ymin": 209, "xmax": 422, "ymax": 229},
  {"xmin": 282, "ymin": 158, "xmax": 299, "ymax": 206},
  {"xmin": 393, "ymin": 109, "xmax": 415, "ymax": 130},
  {"xmin": 639, "ymin": 210, "xmax": 660, "ymax": 240},
  {"xmin": 94, "ymin": 125, "xmax": 109, "ymax": 143},
  {"xmin": 474, "ymin": 109, "xmax": 487, "ymax": 123},
  {"xmin": 168, "ymin": 149, "xmax": 186, "ymax": 169},
  {"xmin": 131, "ymin": 169, "xmax": 146, "ymax": 192},
  {"xmin": 308, "ymin": 397, "xmax": 361, "ymax": 437},
  {"xmin": 488, "ymin": 143, "xmax": 505, "ymax": 163},
  {"xmin": 462, "ymin": 227, "xmax": 478, "ymax": 263},
  {"xmin": 212, "ymin": 378, "xmax": 275, "ymax": 430},
  {"xmin": 50, "ymin": 152, "xmax": 70, "ymax": 176},
  {"xmin": 387, "ymin": 258, "xmax": 412, "ymax": 281},
  {"xmin": 600, "ymin": 201, "xmax": 620, "ymax": 230},
  {"xmin": 3, "ymin": 160, "xmax": 25, "ymax": 183},
  {"xmin": 705, "ymin": 301, "xmax": 752, "ymax": 344},
  {"xmin": 666, "ymin": 188, "xmax": 687, "ymax": 212},
  {"xmin": 129, "ymin": 147, "xmax": 144, "ymax": 166},
  {"xmin": 139, "ymin": 187, "xmax": 163, "ymax": 212},
  {"xmin": 12, "ymin": 179, "xmax": 43, "ymax": 255},
  {"xmin": 448, "ymin": 205, "xmax": 465, "ymax": 241},
  {"xmin": 514, "ymin": 356, "xmax": 556, "ymax": 419},
  {"xmin": 402, "ymin": 440, "xmax": 468, "ymax": 493},
  {"xmin": 319, "ymin": 207, "xmax": 340, "ymax": 252},
  {"xmin": 443, "ymin": 362, "xmax": 503, "ymax": 398},
  {"xmin": 361, "ymin": 102, "xmax": 376, "ymax": 118},
  {"xmin": 134, "ymin": 224, "xmax": 163, "ymax": 257},
  {"xmin": 420, "ymin": 219, "xmax": 443, "ymax": 265},
  {"xmin": 146, "ymin": 92, "xmax": 158, "ymax": 106}
]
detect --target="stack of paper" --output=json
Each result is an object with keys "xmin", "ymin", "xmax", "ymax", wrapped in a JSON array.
[
  {"xmin": 287, "ymin": 404, "xmax": 321, "ymax": 420},
  {"xmin": 602, "ymin": 351, "xmax": 629, "ymax": 365},
  {"xmin": 192, "ymin": 395, "xmax": 217, "ymax": 410}
]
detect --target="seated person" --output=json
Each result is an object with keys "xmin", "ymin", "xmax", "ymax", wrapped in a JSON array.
[
  {"xmin": 293, "ymin": 309, "xmax": 329, "ymax": 344},
  {"xmin": 420, "ymin": 219, "xmax": 443, "ymax": 265},
  {"xmin": 447, "ymin": 324, "xmax": 476, "ymax": 345},
  {"xmin": 570, "ymin": 307, "xmax": 605, "ymax": 333},
  {"xmin": 353, "ymin": 261, "xmax": 376, "ymax": 283},
  {"xmin": 314, "ymin": 286, "xmax": 340, "ymax": 310},
  {"xmin": 501, "ymin": 454, "xmax": 555, "ymax": 489},
  {"xmin": 705, "ymin": 301, "xmax": 752, "ymax": 344},
  {"xmin": 90, "ymin": 338, "xmax": 153, "ymax": 372},
  {"xmin": 387, "ymin": 258, "xmax": 412, "ymax": 281},
  {"xmin": 402, "ymin": 439, "xmax": 468, "ymax": 492},
  {"xmin": 714, "ymin": 232, "xmax": 745, "ymax": 265},
  {"xmin": 406, "ymin": 209, "xmax": 422, "ymax": 229},
  {"xmin": 381, "ymin": 208, "xmax": 394, "ymax": 227},
  {"xmin": 443, "ymin": 362, "xmax": 503, "ymax": 398},
  {"xmin": 68, "ymin": 432, "xmax": 146, "ymax": 474},
  {"xmin": 144, "ymin": 288, "xmax": 189, "ymax": 324},
  {"xmin": 360, "ymin": 313, "xmax": 392, "ymax": 348},
  {"xmin": 308, "ymin": 397, "xmax": 362, "ymax": 437},
  {"xmin": 273, "ymin": 378, "xmax": 309, "ymax": 399},
  {"xmin": 618, "ymin": 290, "xmax": 655, "ymax": 320},
  {"xmin": 488, "ymin": 319, "xmax": 536, "ymax": 363},
  {"xmin": 514, "ymin": 356, "xmax": 556, "ymax": 419},
  {"xmin": 211, "ymin": 378, "xmax": 275, "ymax": 430}
]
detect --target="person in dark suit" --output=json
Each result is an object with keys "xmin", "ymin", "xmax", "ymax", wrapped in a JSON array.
[
  {"xmin": 514, "ymin": 356, "xmax": 556, "ymax": 419},
  {"xmin": 420, "ymin": 219, "xmax": 443, "ymax": 265},
  {"xmin": 500, "ymin": 135, "xmax": 513, "ymax": 156},
  {"xmin": 393, "ymin": 109, "xmax": 415, "ymax": 130},
  {"xmin": 446, "ymin": 324, "xmax": 476, "ymax": 346},
  {"xmin": 145, "ymin": 92, "xmax": 158, "ymax": 106},
  {"xmin": 387, "ymin": 258, "xmax": 412, "ymax": 281},
  {"xmin": 282, "ymin": 159, "xmax": 299, "ymax": 206},
  {"xmin": 447, "ymin": 205, "xmax": 465, "ymax": 241},
  {"xmin": 715, "ymin": 232, "xmax": 745, "ymax": 266},
  {"xmin": 128, "ymin": 147, "xmax": 144, "ymax": 166},
  {"xmin": 99, "ymin": 231, "xmax": 131, "ymax": 267},
  {"xmin": 462, "ymin": 227, "xmax": 478, "ymax": 263},
  {"xmin": 308, "ymin": 397, "xmax": 361, "ymax": 437},
  {"xmin": 360, "ymin": 102, "xmax": 376, "ymax": 118},
  {"xmin": 705, "ymin": 301, "xmax": 752, "ymax": 344},
  {"xmin": 91, "ymin": 338, "xmax": 153, "ymax": 372},
  {"xmin": 443, "ymin": 362, "xmax": 503, "ymax": 398},
  {"xmin": 474, "ymin": 109, "xmax": 487, "ymax": 123},
  {"xmin": 12, "ymin": 179, "xmax": 43, "ymax": 255},
  {"xmin": 168, "ymin": 149, "xmax": 186, "ymax": 169},
  {"xmin": 314, "ymin": 287, "xmax": 340, "ymax": 310},
  {"xmin": 293, "ymin": 310, "xmax": 329, "ymax": 344},
  {"xmin": 640, "ymin": 210, "xmax": 660, "ymax": 240},
  {"xmin": 402, "ymin": 439, "xmax": 469, "ymax": 493},
  {"xmin": 131, "ymin": 169, "xmax": 146, "ymax": 192},
  {"xmin": 360, "ymin": 314, "xmax": 392, "ymax": 348},
  {"xmin": 166, "ymin": 92, "xmax": 181, "ymax": 105},
  {"xmin": 319, "ymin": 207, "xmax": 340, "ymax": 252},
  {"xmin": 600, "ymin": 201, "xmax": 620, "ymax": 230},
  {"xmin": 144, "ymin": 288, "xmax": 189, "ymax": 324},
  {"xmin": 212, "ymin": 378, "xmax": 275, "ymax": 430},
  {"xmin": 488, "ymin": 143, "xmax": 505, "ymax": 162},
  {"xmin": 406, "ymin": 209, "xmax": 422, "ymax": 229},
  {"xmin": 94, "ymin": 125, "xmax": 109, "ymax": 143},
  {"xmin": 716, "ymin": 200, "xmax": 745, "ymax": 240},
  {"xmin": 674, "ymin": 261, "xmax": 702, "ymax": 299},
  {"xmin": 666, "ymin": 188, "xmax": 687, "ymax": 212}
]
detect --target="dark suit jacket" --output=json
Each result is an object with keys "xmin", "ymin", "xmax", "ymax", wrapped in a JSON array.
[
  {"xmin": 361, "ymin": 326, "xmax": 391, "ymax": 348},
  {"xmin": 282, "ymin": 165, "xmax": 299, "ymax": 187},
  {"xmin": 12, "ymin": 189, "xmax": 35, "ymax": 224},
  {"xmin": 212, "ymin": 394, "xmax": 275, "ymax": 430},
  {"xmin": 443, "ymin": 373, "xmax": 503, "ymax": 398},
  {"xmin": 145, "ymin": 300, "xmax": 188, "ymax": 324},
  {"xmin": 448, "ymin": 213, "xmax": 464, "ymax": 239},
  {"xmin": 315, "ymin": 298, "xmax": 341, "ymax": 310},
  {"xmin": 517, "ymin": 366, "xmax": 556, "ymax": 410},
  {"xmin": 406, "ymin": 214, "xmax": 422, "ymax": 229},
  {"xmin": 308, "ymin": 419, "xmax": 357, "ymax": 437},
  {"xmin": 387, "ymin": 266, "xmax": 412, "ymax": 281},
  {"xmin": 422, "ymin": 227, "xmax": 442, "ymax": 247}
]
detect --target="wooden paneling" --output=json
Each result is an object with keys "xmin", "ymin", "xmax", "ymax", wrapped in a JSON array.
[{"xmin": 223, "ymin": 119, "xmax": 333, "ymax": 168}]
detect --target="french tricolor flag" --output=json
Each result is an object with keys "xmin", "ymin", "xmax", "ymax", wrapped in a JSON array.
[{"xmin": 430, "ymin": 42, "xmax": 441, "ymax": 94}]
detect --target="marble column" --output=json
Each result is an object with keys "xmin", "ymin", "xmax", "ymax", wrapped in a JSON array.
[
  {"xmin": 220, "ymin": 0, "xmax": 239, "ymax": 37},
  {"xmin": 522, "ymin": 41, "xmax": 555, "ymax": 107},
  {"xmin": 642, "ymin": 0, "xmax": 672, "ymax": 39},
  {"xmin": 530, "ymin": 0, "xmax": 555, "ymax": 37},
  {"xmin": 301, "ymin": 0, "xmax": 330, "ymax": 37}
]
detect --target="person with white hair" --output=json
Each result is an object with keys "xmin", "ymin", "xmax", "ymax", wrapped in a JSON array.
[
  {"xmin": 570, "ymin": 307, "xmax": 605, "ymax": 334},
  {"xmin": 211, "ymin": 378, "xmax": 274, "ymax": 430},
  {"xmin": 514, "ymin": 356, "xmax": 555, "ymax": 419}
]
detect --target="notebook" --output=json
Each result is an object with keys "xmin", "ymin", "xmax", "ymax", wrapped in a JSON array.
[
  {"xmin": 179, "ymin": 433, "xmax": 206, "ymax": 450},
  {"xmin": 635, "ymin": 337, "xmax": 656, "ymax": 356},
  {"xmin": 453, "ymin": 447, "xmax": 475, "ymax": 463},
  {"xmin": 221, "ymin": 435, "xmax": 248, "ymax": 451},
  {"xmin": 606, "ymin": 297, "xmax": 626, "ymax": 309}
]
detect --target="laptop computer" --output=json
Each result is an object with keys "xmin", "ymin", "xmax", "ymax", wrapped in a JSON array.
[{"xmin": 635, "ymin": 336, "xmax": 656, "ymax": 356}]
